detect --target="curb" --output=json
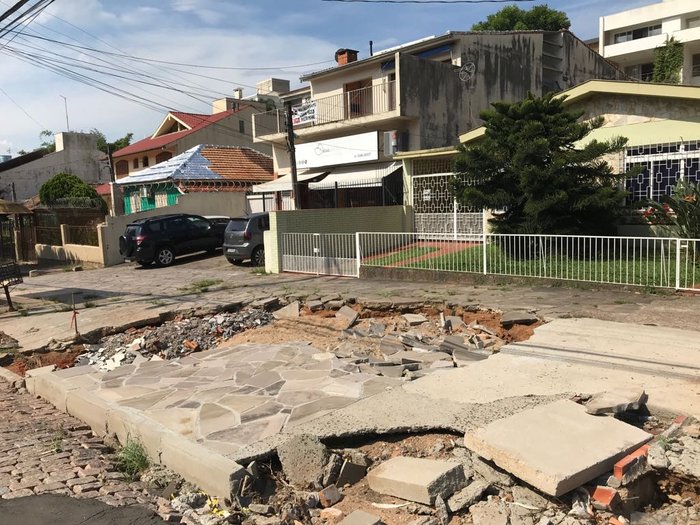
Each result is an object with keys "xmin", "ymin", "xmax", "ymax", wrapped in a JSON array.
[{"xmin": 0, "ymin": 366, "xmax": 25, "ymax": 389}]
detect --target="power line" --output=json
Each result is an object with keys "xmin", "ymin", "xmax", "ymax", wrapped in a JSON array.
[
  {"xmin": 322, "ymin": 0, "xmax": 532, "ymax": 3},
  {"xmin": 0, "ymin": 86, "xmax": 46, "ymax": 129}
]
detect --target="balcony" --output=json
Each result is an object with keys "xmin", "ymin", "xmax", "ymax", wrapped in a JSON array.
[{"xmin": 254, "ymin": 81, "xmax": 397, "ymax": 141}]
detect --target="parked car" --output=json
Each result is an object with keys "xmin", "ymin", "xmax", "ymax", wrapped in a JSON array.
[
  {"xmin": 119, "ymin": 214, "xmax": 228, "ymax": 267},
  {"xmin": 223, "ymin": 212, "xmax": 269, "ymax": 267}
]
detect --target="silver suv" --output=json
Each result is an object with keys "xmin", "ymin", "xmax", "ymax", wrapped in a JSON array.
[{"xmin": 223, "ymin": 213, "xmax": 269, "ymax": 266}]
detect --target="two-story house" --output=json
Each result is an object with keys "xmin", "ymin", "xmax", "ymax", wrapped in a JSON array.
[
  {"xmin": 112, "ymin": 78, "xmax": 289, "ymax": 178},
  {"xmin": 598, "ymin": 0, "xmax": 700, "ymax": 84},
  {"xmin": 251, "ymin": 31, "xmax": 624, "ymax": 211}
]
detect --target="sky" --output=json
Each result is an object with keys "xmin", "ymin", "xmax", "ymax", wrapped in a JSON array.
[{"xmin": 0, "ymin": 0, "xmax": 653, "ymax": 155}]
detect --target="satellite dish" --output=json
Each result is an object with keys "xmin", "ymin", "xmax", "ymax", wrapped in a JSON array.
[{"xmin": 459, "ymin": 62, "xmax": 476, "ymax": 82}]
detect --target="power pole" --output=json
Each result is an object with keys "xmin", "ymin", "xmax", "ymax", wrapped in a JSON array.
[
  {"xmin": 60, "ymin": 94, "xmax": 70, "ymax": 131},
  {"xmin": 285, "ymin": 102, "xmax": 301, "ymax": 210}
]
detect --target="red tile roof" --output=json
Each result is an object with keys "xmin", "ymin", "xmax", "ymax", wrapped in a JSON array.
[
  {"xmin": 112, "ymin": 108, "xmax": 246, "ymax": 158},
  {"xmin": 201, "ymin": 146, "xmax": 273, "ymax": 183},
  {"xmin": 93, "ymin": 183, "xmax": 112, "ymax": 196}
]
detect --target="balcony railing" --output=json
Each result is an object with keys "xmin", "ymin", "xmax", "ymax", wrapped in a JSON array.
[{"xmin": 253, "ymin": 81, "xmax": 397, "ymax": 137}]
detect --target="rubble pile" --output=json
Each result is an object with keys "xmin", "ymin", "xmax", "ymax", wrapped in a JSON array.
[
  {"xmin": 75, "ymin": 309, "xmax": 273, "ymax": 371},
  {"xmin": 222, "ymin": 394, "xmax": 699, "ymax": 525}
]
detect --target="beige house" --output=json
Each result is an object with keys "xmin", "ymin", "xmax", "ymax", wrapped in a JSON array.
[
  {"xmin": 252, "ymin": 31, "xmax": 624, "ymax": 210},
  {"xmin": 599, "ymin": 0, "xmax": 700, "ymax": 84},
  {"xmin": 112, "ymin": 79, "xmax": 290, "ymax": 178}
]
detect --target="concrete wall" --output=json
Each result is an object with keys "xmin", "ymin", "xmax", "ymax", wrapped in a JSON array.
[
  {"xmin": 0, "ymin": 132, "xmax": 108, "ymax": 201},
  {"xmin": 101, "ymin": 192, "xmax": 247, "ymax": 266},
  {"xmin": 571, "ymin": 93, "xmax": 700, "ymax": 125},
  {"xmin": 265, "ymin": 205, "xmax": 414, "ymax": 273}
]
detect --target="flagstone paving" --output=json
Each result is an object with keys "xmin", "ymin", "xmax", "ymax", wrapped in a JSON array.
[{"xmin": 55, "ymin": 342, "xmax": 401, "ymax": 458}]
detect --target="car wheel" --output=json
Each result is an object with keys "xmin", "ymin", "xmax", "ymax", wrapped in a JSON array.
[
  {"xmin": 119, "ymin": 235, "xmax": 132, "ymax": 257},
  {"xmin": 155, "ymin": 247, "xmax": 175, "ymax": 267},
  {"xmin": 251, "ymin": 246, "xmax": 265, "ymax": 267}
]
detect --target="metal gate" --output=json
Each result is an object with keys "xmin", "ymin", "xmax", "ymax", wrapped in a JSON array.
[
  {"xmin": 0, "ymin": 221, "xmax": 15, "ymax": 261},
  {"xmin": 412, "ymin": 173, "xmax": 483, "ymax": 238},
  {"xmin": 281, "ymin": 233, "xmax": 358, "ymax": 277}
]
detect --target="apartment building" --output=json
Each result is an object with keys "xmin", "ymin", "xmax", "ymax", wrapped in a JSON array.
[
  {"xmin": 252, "ymin": 31, "xmax": 623, "ymax": 210},
  {"xmin": 599, "ymin": 0, "xmax": 700, "ymax": 84}
]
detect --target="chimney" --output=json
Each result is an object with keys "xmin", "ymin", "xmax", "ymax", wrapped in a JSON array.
[
  {"xmin": 233, "ymin": 88, "xmax": 244, "ymax": 99},
  {"xmin": 335, "ymin": 48, "xmax": 359, "ymax": 66}
]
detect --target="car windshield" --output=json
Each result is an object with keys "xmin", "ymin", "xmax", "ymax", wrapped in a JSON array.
[
  {"xmin": 226, "ymin": 219, "xmax": 248, "ymax": 232},
  {"xmin": 125, "ymin": 225, "xmax": 143, "ymax": 237}
]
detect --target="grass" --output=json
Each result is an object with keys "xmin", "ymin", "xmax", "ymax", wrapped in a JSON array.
[
  {"xmin": 117, "ymin": 438, "xmax": 149, "ymax": 481},
  {"xmin": 251, "ymin": 268, "xmax": 270, "ymax": 275},
  {"xmin": 83, "ymin": 301, "xmax": 96, "ymax": 308},
  {"xmin": 50, "ymin": 427, "xmax": 67, "ymax": 453},
  {"xmin": 366, "ymin": 242, "xmax": 700, "ymax": 289},
  {"xmin": 366, "ymin": 246, "xmax": 438, "ymax": 266},
  {"xmin": 180, "ymin": 279, "xmax": 224, "ymax": 293}
]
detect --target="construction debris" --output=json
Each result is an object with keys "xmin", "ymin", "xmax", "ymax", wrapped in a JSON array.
[{"xmin": 585, "ymin": 389, "xmax": 648, "ymax": 416}]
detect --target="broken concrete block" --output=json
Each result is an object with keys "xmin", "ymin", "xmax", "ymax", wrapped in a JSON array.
[
  {"xmin": 379, "ymin": 337, "xmax": 404, "ymax": 355},
  {"xmin": 336, "ymin": 306, "xmax": 359, "ymax": 328},
  {"xmin": 368, "ymin": 321, "xmax": 385, "ymax": 338},
  {"xmin": 469, "ymin": 500, "xmax": 509, "ymax": 525},
  {"xmin": 434, "ymin": 495, "xmax": 449, "ymax": 525},
  {"xmin": 452, "ymin": 347, "xmax": 490, "ymax": 366},
  {"xmin": 319, "ymin": 484, "xmax": 343, "ymax": 507},
  {"xmin": 321, "ymin": 294, "xmax": 341, "ymax": 304},
  {"xmin": 339, "ymin": 510, "xmax": 382, "ymax": 525},
  {"xmin": 647, "ymin": 443, "xmax": 669, "ymax": 470},
  {"xmin": 252, "ymin": 297, "xmax": 279, "ymax": 309},
  {"xmin": 377, "ymin": 364, "xmax": 405, "ymax": 378},
  {"xmin": 471, "ymin": 457, "xmax": 514, "ymax": 488},
  {"xmin": 501, "ymin": 311, "xmax": 538, "ymax": 326},
  {"xmin": 307, "ymin": 300, "xmax": 324, "ymax": 312},
  {"xmin": 327, "ymin": 300, "xmax": 345, "ymax": 310},
  {"xmin": 430, "ymin": 361, "xmax": 454, "ymax": 370},
  {"xmin": 464, "ymin": 400, "xmax": 652, "ymax": 497},
  {"xmin": 445, "ymin": 316, "xmax": 467, "ymax": 331},
  {"xmin": 277, "ymin": 434, "xmax": 329, "ymax": 489},
  {"xmin": 511, "ymin": 485, "xmax": 549, "ymax": 510},
  {"xmin": 585, "ymin": 389, "xmax": 648, "ymax": 416},
  {"xmin": 447, "ymin": 478, "xmax": 490, "ymax": 512},
  {"xmin": 336, "ymin": 459, "xmax": 367, "ymax": 487},
  {"xmin": 274, "ymin": 301, "xmax": 300, "ymax": 320},
  {"xmin": 403, "ymin": 313, "xmax": 428, "ymax": 326},
  {"xmin": 367, "ymin": 456, "xmax": 466, "ymax": 505},
  {"xmin": 248, "ymin": 503, "xmax": 274, "ymax": 515},
  {"xmin": 323, "ymin": 454, "xmax": 343, "ymax": 487}
]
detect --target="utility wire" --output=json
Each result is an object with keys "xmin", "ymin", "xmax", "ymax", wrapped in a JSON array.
[
  {"xmin": 323, "ymin": 0, "xmax": 532, "ymax": 3},
  {"xmin": 0, "ymin": 86, "xmax": 46, "ymax": 129}
]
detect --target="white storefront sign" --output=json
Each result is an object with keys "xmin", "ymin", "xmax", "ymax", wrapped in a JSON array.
[{"xmin": 296, "ymin": 131, "xmax": 378, "ymax": 169}]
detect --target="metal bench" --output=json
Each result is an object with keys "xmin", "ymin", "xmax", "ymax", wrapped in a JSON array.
[{"xmin": 0, "ymin": 261, "xmax": 23, "ymax": 311}]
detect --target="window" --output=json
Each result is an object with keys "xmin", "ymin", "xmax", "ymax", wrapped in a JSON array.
[
  {"xmin": 624, "ymin": 62, "xmax": 654, "ymax": 82},
  {"xmin": 687, "ymin": 16, "xmax": 700, "ymax": 29},
  {"xmin": 132, "ymin": 158, "xmax": 139, "ymax": 169},
  {"xmin": 614, "ymin": 24, "xmax": 662, "ymax": 44},
  {"xmin": 694, "ymin": 54, "xmax": 700, "ymax": 77},
  {"xmin": 142, "ymin": 156, "xmax": 149, "ymax": 167},
  {"xmin": 115, "ymin": 160, "xmax": 128, "ymax": 176},
  {"xmin": 186, "ymin": 217, "xmax": 210, "ymax": 232},
  {"xmin": 239, "ymin": 119, "xmax": 245, "ymax": 134}
]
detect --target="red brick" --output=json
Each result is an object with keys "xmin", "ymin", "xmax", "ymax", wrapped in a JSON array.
[
  {"xmin": 673, "ymin": 415, "xmax": 688, "ymax": 426},
  {"xmin": 613, "ymin": 445, "xmax": 649, "ymax": 480},
  {"xmin": 590, "ymin": 486, "xmax": 620, "ymax": 511}
]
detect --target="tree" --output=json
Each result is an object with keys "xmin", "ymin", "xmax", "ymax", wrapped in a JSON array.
[
  {"xmin": 471, "ymin": 4, "xmax": 570, "ymax": 32},
  {"xmin": 38, "ymin": 130, "xmax": 56, "ymax": 153},
  {"xmin": 39, "ymin": 172, "xmax": 106, "ymax": 212},
  {"xmin": 652, "ymin": 37, "xmax": 684, "ymax": 84},
  {"xmin": 451, "ymin": 92, "xmax": 631, "ymax": 235},
  {"xmin": 90, "ymin": 129, "xmax": 133, "ymax": 155},
  {"xmin": 644, "ymin": 180, "xmax": 700, "ymax": 238}
]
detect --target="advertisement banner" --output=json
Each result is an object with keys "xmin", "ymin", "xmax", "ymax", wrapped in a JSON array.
[
  {"xmin": 296, "ymin": 131, "xmax": 378, "ymax": 169},
  {"xmin": 291, "ymin": 102, "xmax": 317, "ymax": 125}
]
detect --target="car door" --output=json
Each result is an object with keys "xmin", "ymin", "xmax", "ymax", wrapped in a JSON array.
[
  {"xmin": 164, "ymin": 217, "xmax": 192, "ymax": 255},
  {"xmin": 185, "ymin": 216, "xmax": 213, "ymax": 253}
]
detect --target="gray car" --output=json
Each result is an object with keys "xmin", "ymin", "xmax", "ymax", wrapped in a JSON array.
[{"xmin": 223, "ymin": 213, "xmax": 269, "ymax": 266}]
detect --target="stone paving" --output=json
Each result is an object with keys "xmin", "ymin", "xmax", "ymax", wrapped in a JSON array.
[
  {"xmin": 0, "ymin": 379, "xmax": 159, "ymax": 509},
  {"xmin": 47, "ymin": 341, "xmax": 402, "ymax": 458}
]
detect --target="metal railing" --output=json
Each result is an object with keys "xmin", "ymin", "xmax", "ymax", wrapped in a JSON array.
[
  {"xmin": 36, "ymin": 226, "xmax": 62, "ymax": 246},
  {"xmin": 356, "ymin": 232, "xmax": 700, "ymax": 291},
  {"xmin": 253, "ymin": 81, "xmax": 397, "ymax": 137},
  {"xmin": 64, "ymin": 225, "xmax": 99, "ymax": 246}
]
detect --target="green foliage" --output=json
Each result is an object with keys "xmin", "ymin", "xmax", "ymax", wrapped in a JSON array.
[
  {"xmin": 90, "ymin": 128, "xmax": 133, "ymax": 155},
  {"xmin": 471, "ymin": 4, "xmax": 570, "ymax": 31},
  {"xmin": 652, "ymin": 37, "xmax": 684, "ymax": 84},
  {"xmin": 644, "ymin": 180, "xmax": 700, "ymax": 238},
  {"xmin": 39, "ymin": 130, "xmax": 56, "ymax": 153},
  {"xmin": 452, "ymin": 92, "xmax": 630, "ymax": 235},
  {"xmin": 39, "ymin": 172, "xmax": 106, "ymax": 212},
  {"xmin": 117, "ymin": 438, "xmax": 149, "ymax": 480}
]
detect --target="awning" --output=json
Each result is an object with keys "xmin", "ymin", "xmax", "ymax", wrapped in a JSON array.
[
  {"xmin": 308, "ymin": 162, "xmax": 402, "ymax": 190},
  {"xmin": 251, "ymin": 171, "xmax": 326, "ymax": 193}
]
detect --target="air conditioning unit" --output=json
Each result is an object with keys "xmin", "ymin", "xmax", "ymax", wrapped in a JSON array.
[
  {"xmin": 140, "ymin": 186, "xmax": 152, "ymax": 198},
  {"xmin": 383, "ymin": 130, "xmax": 409, "ymax": 156}
]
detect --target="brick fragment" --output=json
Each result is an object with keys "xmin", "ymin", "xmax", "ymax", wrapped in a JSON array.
[
  {"xmin": 590, "ymin": 486, "xmax": 620, "ymax": 511},
  {"xmin": 613, "ymin": 445, "xmax": 649, "ymax": 481}
]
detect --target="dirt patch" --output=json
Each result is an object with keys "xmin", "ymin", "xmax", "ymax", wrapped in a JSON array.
[
  {"xmin": 224, "ymin": 316, "xmax": 349, "ymax": 350},
  {"xmin": 6, "ymin": 346, "xmax": 84, "ymax": 377}
]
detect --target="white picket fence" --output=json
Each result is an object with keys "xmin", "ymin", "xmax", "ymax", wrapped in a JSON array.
[{"xmin": 279, "ymin": 232, "xmax": 700, "ymax": 291}]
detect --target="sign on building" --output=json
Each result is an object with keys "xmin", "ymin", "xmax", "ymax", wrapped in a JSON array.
[
  {"xmin": 292, "ymin": 102, "xmax": 317, "ymax": 126},
  {"xmin": 296, "ymin": 131, "xmax": 378, "ymax": 169}
]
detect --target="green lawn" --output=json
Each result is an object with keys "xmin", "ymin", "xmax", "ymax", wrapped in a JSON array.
[{"xmin": 371, "ymin": 242, "xmax": 700, "ymax": 288}]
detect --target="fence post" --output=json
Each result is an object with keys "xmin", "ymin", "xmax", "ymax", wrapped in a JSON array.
[
  {"xmin": 675, "ymin": 238, "xmax": 682, "ymax": 290},
  {"xmin": 482, "ymin": 232, "xmax": 488, "ymax": 275},
  {"xmin": 355, "ymin": 232, "xmax": 361, "ymax": 278}
]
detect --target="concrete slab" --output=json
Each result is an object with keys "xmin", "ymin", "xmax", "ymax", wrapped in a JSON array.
[
  {"xmin": 367, "ymin": 456, "xmax": 466, "ymax": 505},
  {"xmin": 463, "ymin": 399, "xmax": 652, "ymax": 496}
]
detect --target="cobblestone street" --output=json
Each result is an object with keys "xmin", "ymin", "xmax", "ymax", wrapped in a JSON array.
[{"xmin": 0, "ymin": 379, "xmax": 162, "ymax": 511}]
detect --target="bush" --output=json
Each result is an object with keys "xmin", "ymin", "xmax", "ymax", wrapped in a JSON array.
[
  {"xmin": 117, "ymin": 438, "xmax": 149, "ymax": 480},
  {"xmin": 39, "ymin": 172, "xmax": 106, "ymax": 212}
]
